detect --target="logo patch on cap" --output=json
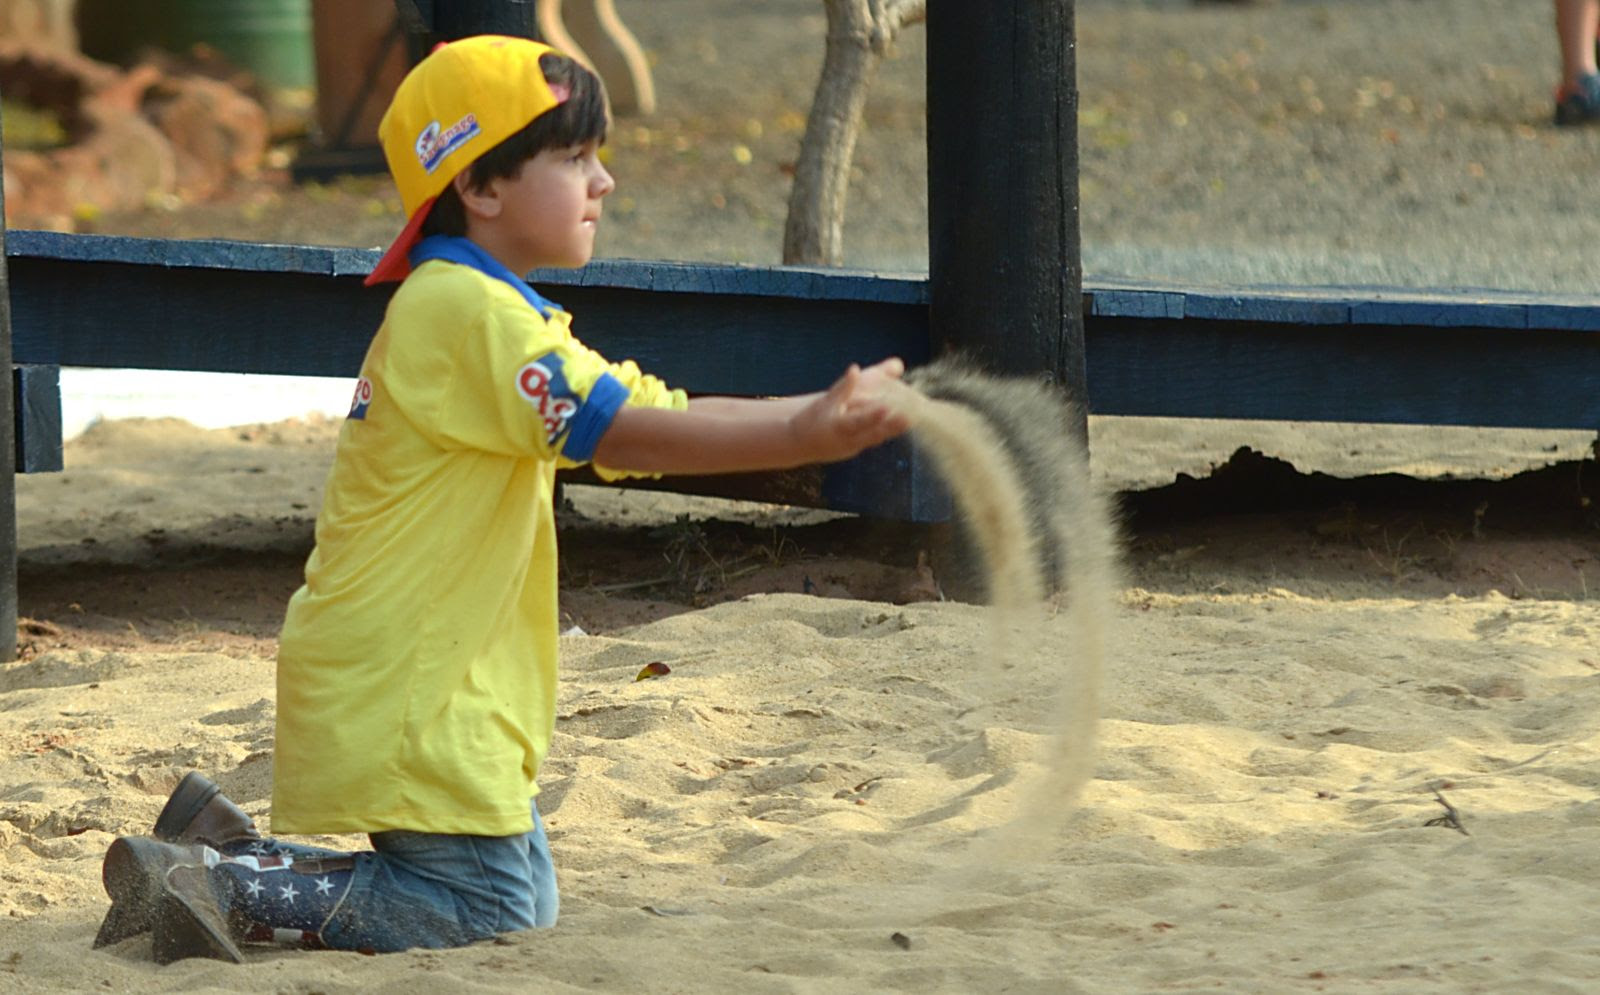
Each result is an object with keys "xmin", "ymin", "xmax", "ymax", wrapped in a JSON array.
[{"xmin": 415, "ymin": 114, "xmax": 481, "ymax": 173}]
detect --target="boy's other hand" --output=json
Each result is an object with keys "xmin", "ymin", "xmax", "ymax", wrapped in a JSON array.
[{"xmin": 790, "ymin": 358, "xmax": 912, "ymax": 463}]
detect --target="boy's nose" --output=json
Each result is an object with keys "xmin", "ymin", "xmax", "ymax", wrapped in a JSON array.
[{"xmin": 592, "ymin": 163, "xmax": 615, "ymax": 198}]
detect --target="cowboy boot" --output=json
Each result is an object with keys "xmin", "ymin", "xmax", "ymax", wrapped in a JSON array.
[
  {"xmin": 97, "ymin": 771, "xmax": 261, "ymax": 950},
  {"xmin": 160, "ymin": 852, "xmax": 359, "ymax": 958},
  {"xmin": 152, "ymin": 861, "xmax": 250, "ymax": 964},
  {"xmin": 152, "ymin": 772, "xmax": 264, "ymax": 854},
  {"xmin": 93, "ymin": 836, "xmax": 243, "ymax": 963}
]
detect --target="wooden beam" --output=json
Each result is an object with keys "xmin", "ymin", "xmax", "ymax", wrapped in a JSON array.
[
  {"xmin": 8, "ymin": 230, "xmax": 1600, "ymax": 513},
  {"xmin": 0, "ymin": 99, "xmax": 16, "ymax": 662},
  {"xmin": 4, "ymin": 233, "xmax": 929, "ymax": 395},
  {"xmin": 13, "ymin": 366, "xmax": 61, "ymax": 474},
  {"xmin": 926, "ymin": 0, "xmax": 1086, "ymax": 433},
  {"xmin": 4, "ymin": 232, "xmax": 944, "ymax": 518}
]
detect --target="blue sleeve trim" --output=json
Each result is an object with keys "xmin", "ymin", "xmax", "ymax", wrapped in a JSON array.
[{"xmin": 560, "ymin": 372, "xmax": 630, "ymax": 463}]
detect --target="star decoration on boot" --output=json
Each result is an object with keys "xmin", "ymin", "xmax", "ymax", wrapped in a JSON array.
[
  {"xmin": 244, "ymin": 878, "xmax": 265, "ymax": 898},
  {"xmin": 279, "ymin": 883, "xmax": 299, "ymax": 903},
  {"xmin": 314, "ymin": 876, "xmax": 335, "ymax": 896}
]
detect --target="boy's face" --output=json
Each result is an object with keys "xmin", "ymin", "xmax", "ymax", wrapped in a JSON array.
[{"xmin": 474, "ymin": 139, "xmax": 615, "ymax": 272}]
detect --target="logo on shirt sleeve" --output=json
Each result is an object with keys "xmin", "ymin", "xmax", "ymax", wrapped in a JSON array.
[
  {"xmin": 515, "ymin": 355, "xmax": 581, "ymax": 445},
  {"xmin": 348, "ymin": 377, "xmax": 373, "ymax": 420}
]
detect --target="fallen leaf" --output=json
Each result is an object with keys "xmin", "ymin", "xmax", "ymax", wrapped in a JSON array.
[{"xmin": 635, "ymin": 662, "xmax": 671, "ymax": 682}]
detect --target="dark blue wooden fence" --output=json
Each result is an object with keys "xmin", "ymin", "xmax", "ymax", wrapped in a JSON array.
[{"xmin": 9, "ymin": 230, "xmax": 1600, "ymax": 519}]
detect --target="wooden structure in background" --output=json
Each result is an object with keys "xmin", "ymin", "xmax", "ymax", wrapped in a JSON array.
[
  {"xmin": 927, "ymin": 1, "xmax": 1086, "ymax": 434},
  {"xmin": 10, "ymin": 227, "xmax": 1600, "ymax": 466},
  {"xmin": 0, "ymin": 103, "xmax": 16, "ymax": 663}
]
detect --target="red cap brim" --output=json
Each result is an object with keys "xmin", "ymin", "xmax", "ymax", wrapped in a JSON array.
[{"xmin": 363, "ymin": 196, "xmax": 439, "ymax": 286}]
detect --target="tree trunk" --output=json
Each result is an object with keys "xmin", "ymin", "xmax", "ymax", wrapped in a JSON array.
[
  {"xmin": 782, "ymin": 1, "xmax": 923, "ymax": 266},
  {"xmin": 782, "ymin": 0, "xmax": 877, "ymax": 266}
]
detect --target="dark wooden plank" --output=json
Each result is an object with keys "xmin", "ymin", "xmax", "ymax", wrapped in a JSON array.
[
  {"xmin": 927, "ymin": 0, "xmax": 1087, "ymax": 425},
  {"xmin": 8, "ymin": 258, "xmax": 384, "ymax": 377},
  {"xmin": 1086, "ymin": 289, "xmax": 1184, "ymax": 320},
  {"xmin": 560, "ymin": 437, "xmax": 951, "ymax": 523},
  {"xmin": 1087, "ymin": 317, "xmax": 1600, "ymax": 429},
  {"xmin": 1085, "ymin": 276, "xmax": 1600, "ymax": 332},
  {"xmin": 10, "ymin": 228, "xmax": 1600, "ymax": 523},
  {"xmin": 7, "ymin": 229, "xmax": 375, "ymax": 277},
  {"xmin": 539, "ymin": 285, "xmax": 930, "ymax": 396},
  {"xmin": 538, "ymin": 257, "xmax": 928, "ymax": 304},
  {"xmin": 1351, "ymin": 299, "xmax": 1529, "ymax": 330},
  {"xmin": 5, "ymin": 230, "xmax": 928, "ymax": 303},
  {"xmin": 0, "ymin": 104, "xmax": 15, "ymax": 660},
  {"xmin": 1182, "ymin": 292, "xmax": 1352, "ymax": 326},
  {"xmin": 6, "ymin": 259, "xmax": 929, "ymax": 395},
  {"xmin": 1524, "ymin": 303, "xmax": 1600, "ymax": 333},
  {"xmin": 822, "ymin": 435, "xmax": 951, "ymax": 522},
  {"xmin": 13, "ymin": 365, "xmax": 62, "ymax": 474}
]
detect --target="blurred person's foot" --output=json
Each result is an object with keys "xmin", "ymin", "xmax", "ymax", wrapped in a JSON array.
[{"xmin": 1555, "ymin": 73, "xmax": 1600, "ymax": 126}]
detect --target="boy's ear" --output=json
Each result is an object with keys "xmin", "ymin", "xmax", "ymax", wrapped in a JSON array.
[{"xmin": 454, "ymin": 171, "xmax": 502, "ymax": 220}]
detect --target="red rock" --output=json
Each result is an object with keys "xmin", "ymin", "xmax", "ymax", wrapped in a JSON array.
[
  {"xmin": 0, "ymin": 40, "xmax": 269, "ymax": 227},
  {"xmin": 141, "ymin": 73, "xmax": 269, "ymax": 199}
]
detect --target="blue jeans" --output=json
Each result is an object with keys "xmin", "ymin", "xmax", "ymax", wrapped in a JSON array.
[{"xmin": 221, "ymin": 800, "xmax": 558, "ymax": 952}]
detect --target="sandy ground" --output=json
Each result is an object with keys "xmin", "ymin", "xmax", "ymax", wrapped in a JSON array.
[
  {"xmin": 1, "ymin": 412, "xmax": 1597, "ymax": 994},
  {"xmin": 3, "ymin": 1, "xmax": 1600, "ymax": 992}
]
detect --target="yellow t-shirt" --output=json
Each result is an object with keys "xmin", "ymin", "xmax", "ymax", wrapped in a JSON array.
[{"xmin": 271, "ymin": 249, "xmax": 685, "ymax": 836}]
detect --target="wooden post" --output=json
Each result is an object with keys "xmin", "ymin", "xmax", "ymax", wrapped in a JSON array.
[
  {"xmin": 0, "ymin": 95, "xmax": 18, "ymax": 662},
  {"xmin": 925, "ymin": 0, "xmax": 1086, "ymax": 435}
]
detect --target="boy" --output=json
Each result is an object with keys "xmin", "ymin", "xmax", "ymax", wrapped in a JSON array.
[{"xmin": 94, "ymin": 35, "xmax": 908, "ymax": 963}]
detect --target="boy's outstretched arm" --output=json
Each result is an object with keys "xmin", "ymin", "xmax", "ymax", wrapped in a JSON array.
[{"xmin": 592, "ymin": 358, "xmax": 910, "ymax": 475}]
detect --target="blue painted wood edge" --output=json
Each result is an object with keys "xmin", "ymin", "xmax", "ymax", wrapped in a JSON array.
[
  {"xmin": 7, "ymin": 229, "xmax": 377, "ymax": 278},
  {"xmin": 16, "ymin": 230, "xmax": 1600, "ymax": 331},
  {"xmin": 13, "ymin": 364, "xmax": 62, "ymax": 474},
  {"xmin": 5, "ymin": 230, "xmax": 929, "ymax": 305},
  {"xmin": 1086, "ymin": 279, "xmax": 1600, "ymax": 331}
]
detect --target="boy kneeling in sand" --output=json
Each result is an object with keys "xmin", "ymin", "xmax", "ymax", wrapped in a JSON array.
[{"xmin": 93, "ymin": 35, "xmax": 908, "ymax": 962}]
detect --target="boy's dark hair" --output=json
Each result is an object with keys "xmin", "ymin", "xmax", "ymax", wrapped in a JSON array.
[{"xmin": 421, "ymin": 52, "xmax": 608, "ymax": 239}]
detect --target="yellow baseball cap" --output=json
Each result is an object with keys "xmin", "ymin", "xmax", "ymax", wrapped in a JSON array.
[{"xmin": 365, "ymin": 35, "xmax": 570, "ymax": 286}]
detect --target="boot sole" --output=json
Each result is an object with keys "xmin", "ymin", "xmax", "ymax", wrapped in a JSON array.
[
  {"xmin": 92, "ymin": 837, "xmax": 170, "ymax": 949},
  {"xmin": 153, "ymin": 772, "xmax": 221, "ymax": 842},
  {"xmin": 152, "ymin": 865, "xmax": 245, "ymax": 965}
]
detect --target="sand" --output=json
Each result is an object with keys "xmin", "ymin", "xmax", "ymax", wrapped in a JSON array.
[{"xmin": 0, "ymin": 409, "xmax": 1594, "ymax": 994}]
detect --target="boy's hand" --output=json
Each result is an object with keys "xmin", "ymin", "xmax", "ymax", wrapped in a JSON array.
[{"xmin": 789, "ymin": 358, "xmax": 912, "ymax": 463}]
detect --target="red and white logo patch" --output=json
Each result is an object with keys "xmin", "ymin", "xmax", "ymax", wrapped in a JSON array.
[
  {"xmin": 348, "ymin": 376, "xmax": 373, "ymax": 420},
  {"xmin": 515, "ymin": 360, "xmax": 579, "ymax": 444}
]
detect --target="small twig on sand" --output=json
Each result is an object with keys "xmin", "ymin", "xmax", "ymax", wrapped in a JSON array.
[{"xmin": 1424, "ymin": 787, "xmax": 1469, "ymax": 836}]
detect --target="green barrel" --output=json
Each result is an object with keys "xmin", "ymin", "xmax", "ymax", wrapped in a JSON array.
[{"xmin": 77, "ymin": 0, "xmax": 313, "ymax": 90}]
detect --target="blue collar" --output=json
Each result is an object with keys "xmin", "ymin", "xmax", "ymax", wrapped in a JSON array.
[{"xmin": 409, "ymin": 235, "xmax": 563, "ymax": 318}]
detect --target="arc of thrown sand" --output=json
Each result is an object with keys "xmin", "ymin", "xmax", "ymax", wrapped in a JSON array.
[{"xmin": 883, "ymin": 377, "xmax": 1114, "ymax": 836}]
